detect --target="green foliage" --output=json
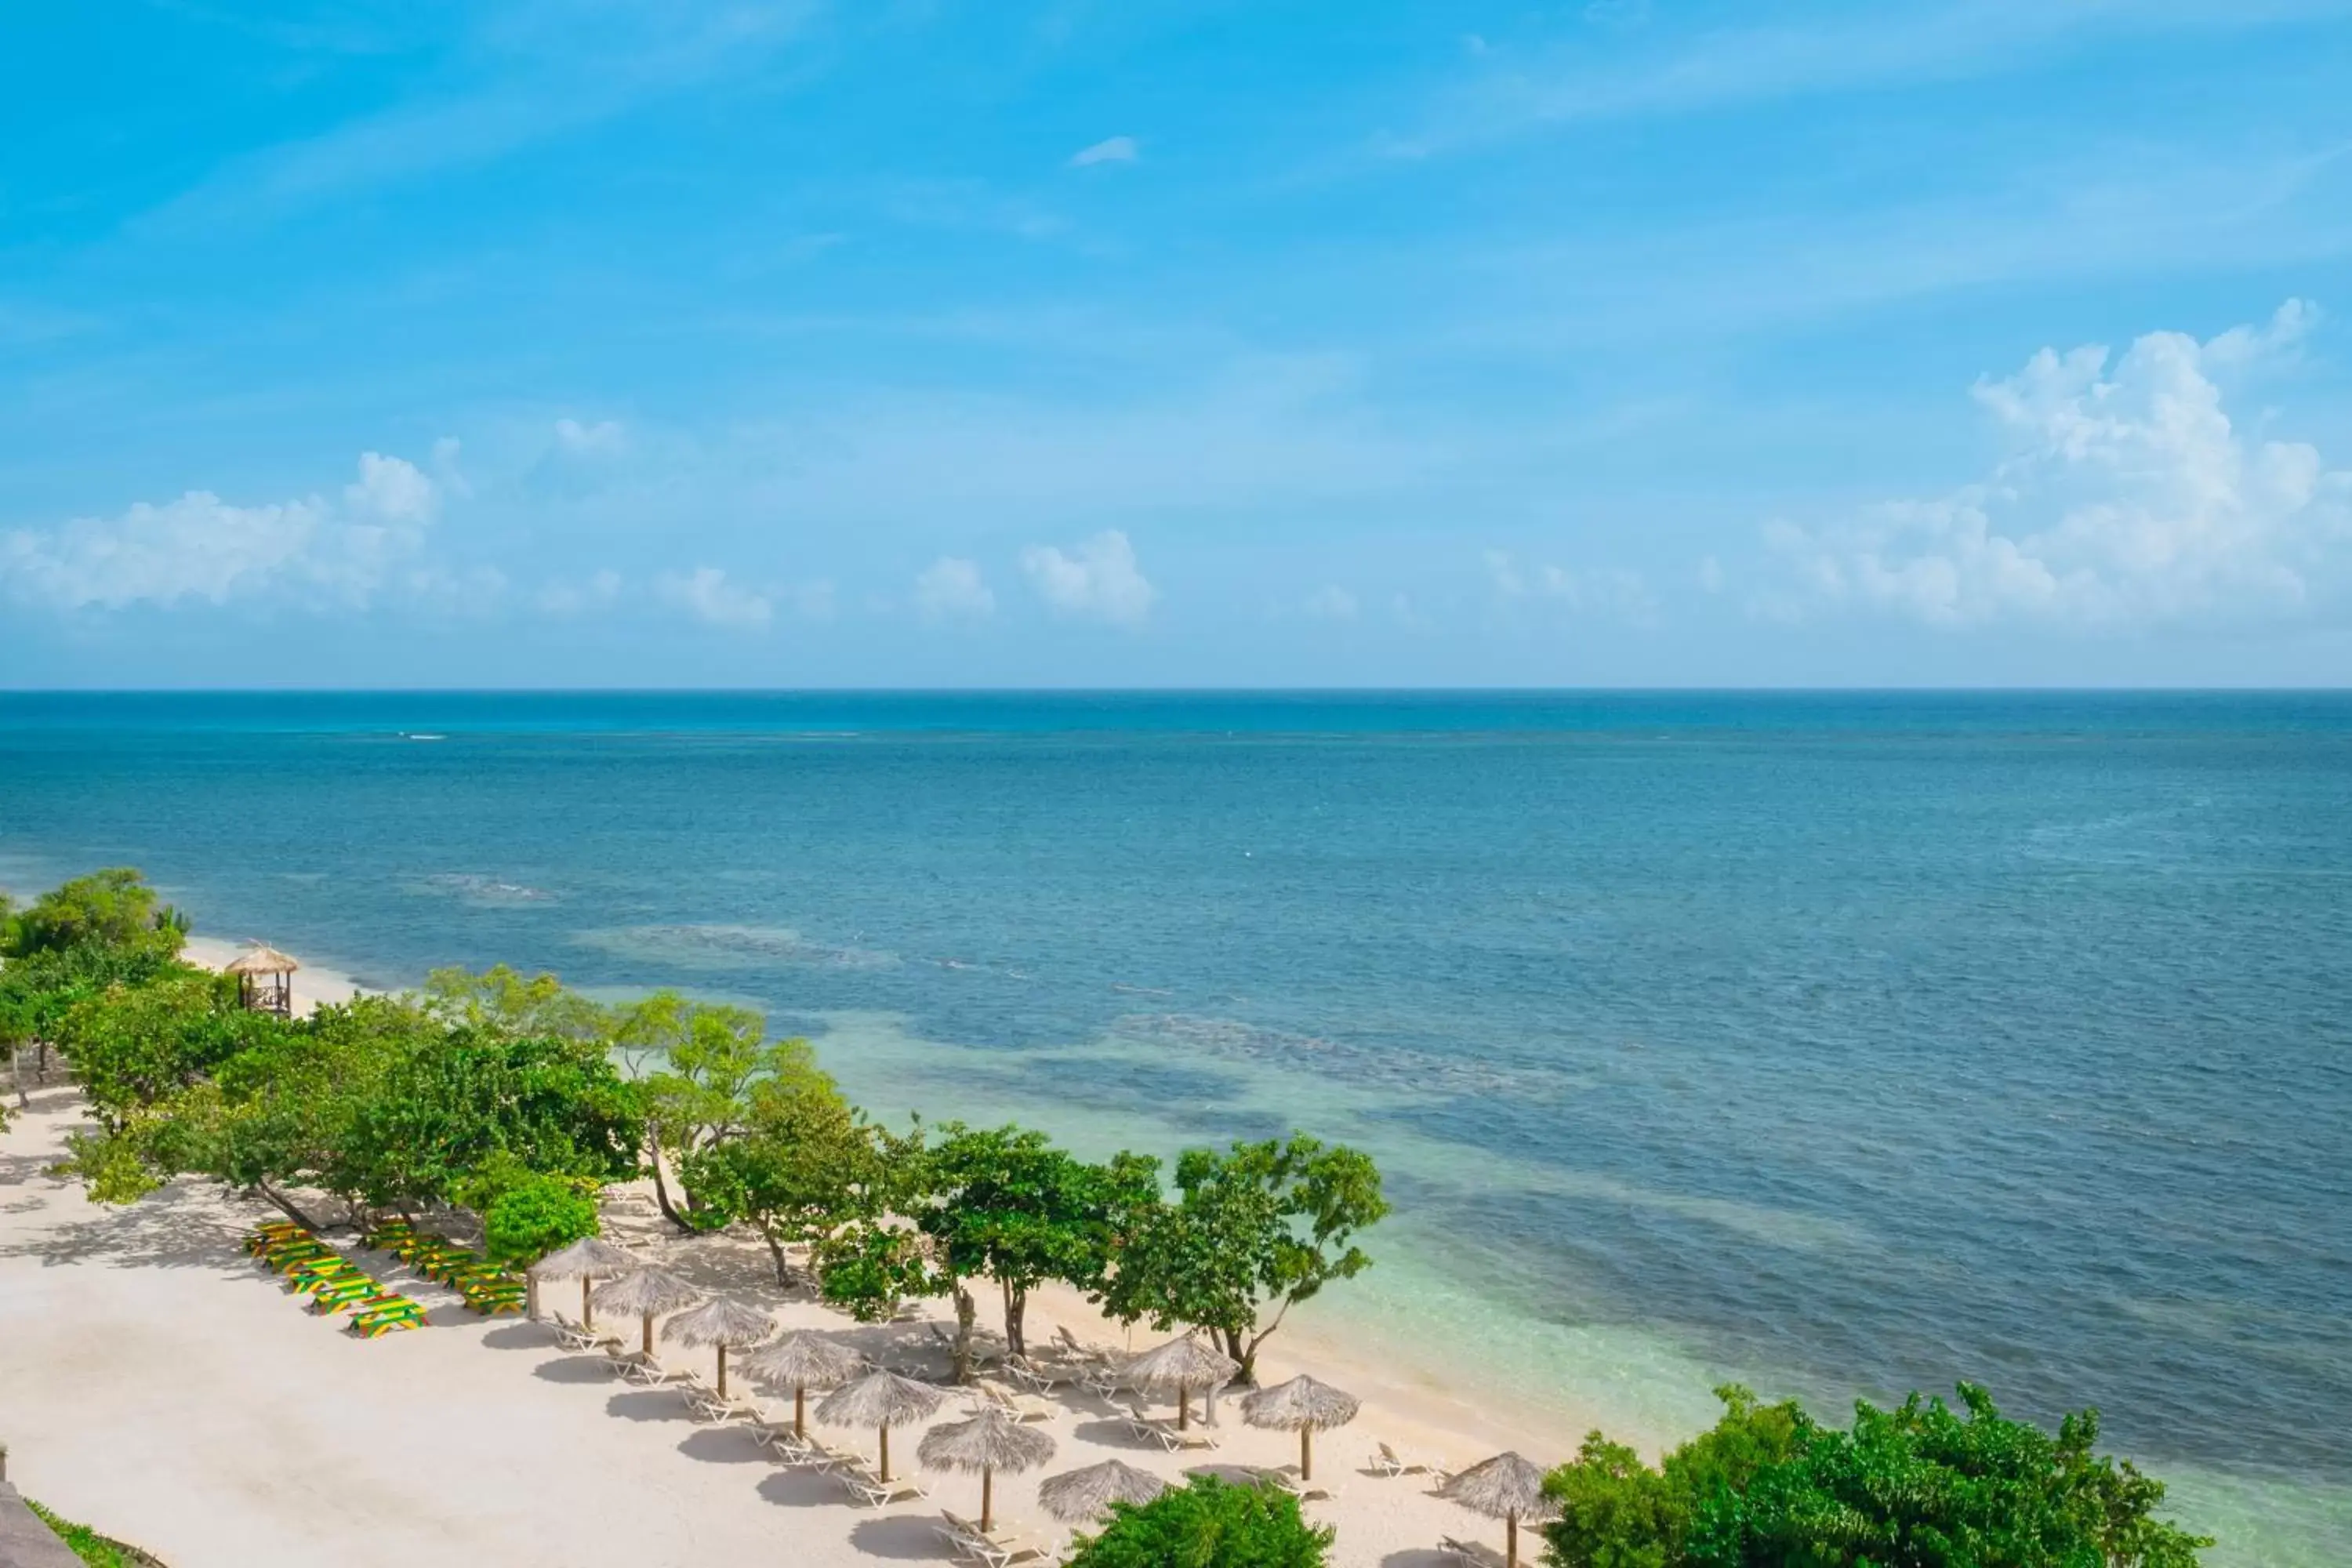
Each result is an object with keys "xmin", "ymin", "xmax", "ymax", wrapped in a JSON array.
[
  {"xmin": 3, "ymin": 868, "xmax": 182, "ymax": 960},
  {"xmin": 423, "ymin": 963, "xmax": 607, "ymax": 1041},
  {"xmin": 612, "ymin": 990, "xmax": 804, "ymax": 1229},
  {"xmin": 1065, "ymin": 1475, "xmax": 1334, "ymax": 1568},
  {"xmin": 481, "ymin": 1169, "xmax": 604, "ymax": 1269},
  {"xmin": 50, "ymin": 966, "xmax": 279, "ymax": 1130},
  {"xmin": 815, "ymin": 1221, "xmax": 937, "ymax": 1323},
  {"xmin": 680, "ymin": 1061, "xmax": 893, "ymax": 1283},
  {"xmin": 1543, "ymin": 1385, "xmax": 2210, "ymax": 1568},
  {"xmin": 1098, "ymin": 1133, "xmax": 1388, "ymax": 1380},
  {"xmin": 24, "ymin": 1499, "xmax": 138, "ymax": 1568}
]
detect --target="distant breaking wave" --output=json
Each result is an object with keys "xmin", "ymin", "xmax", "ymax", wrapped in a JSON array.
[
  {"xmin": 576, "ymin": 922, "xmax": 900, "ymax": 973},
  {"xmin": 404, "ymin": 873, "xmax": 557, "ymax": 906}
]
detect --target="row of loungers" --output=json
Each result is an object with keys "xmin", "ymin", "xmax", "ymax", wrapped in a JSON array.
[
  {"xmin": 243, "ymin": 1221, "xmax": 425, "ymax": 1336},
  {"xmin": 361, "ymin": 1218, "xmax": 528, "ymax": 1315}
]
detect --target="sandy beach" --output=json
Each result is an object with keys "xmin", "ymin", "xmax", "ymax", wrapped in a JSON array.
[{"xmin": 0, "ymin": 953, "xmax": 1577, "ymax": 1568}]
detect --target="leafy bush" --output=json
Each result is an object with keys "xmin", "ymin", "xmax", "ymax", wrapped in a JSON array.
[
  {"xmin": 26, "ymin": 1499, "xmax": 140, "ymax": 1568},
  {"xmin": 482, "ymin": 1171, "xmax": 603, "ymax": 1269},
  {"xmin": 1066, "ymin": 1475, "xmax": 1334, "ymax": 1568},
  {"xmin": 1544, "ymin": 1384, "xmax": 2211, "ymax": 1568}
]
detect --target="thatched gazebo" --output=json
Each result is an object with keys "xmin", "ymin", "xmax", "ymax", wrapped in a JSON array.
[
  {"xmin": 1437, "ymin": 1452, "xmax": 1557, "ymax": 1568},
  {"xmin": 741, "ymin": 1331, "xmax": 866, "ymax": 1438},
  {"xmin": 1116, "ymin": 1336, "xmax": 1239, "ymax": 1430},
  {"xmin": 918, "ymin": 1405, "xmax": 1056, "ymax": 1530},
  {"xmin": 1239, "ymin": 1374, "xmax": 1360, "ymax": 1482},
  {"xmin": 662, "ymin": 1298, "xmax": 774, "ymax": 1398},
  {"xmin": 1037, "ymin": 1458, "xmax": 1166, "ymax": 1525},
  {"xmin": 530, "ymin": 1236, "xmax": 639, "ymax": 1329},
  {"xmin": 591, "ymin": 1266, "xmax": 702, "ymax": 1356},
  {"xmin": 815, "ymin": 1368, "xmax": 945, "ymax": 1481},
  {"xmin": 224, "ymin": 943, "xmax": 299, "ymax": 1016}
]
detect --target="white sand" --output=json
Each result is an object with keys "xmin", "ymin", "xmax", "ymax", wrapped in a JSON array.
[{"xmin": 0, "ymin": 949, "xmax": 1580, "ymax": 1567}]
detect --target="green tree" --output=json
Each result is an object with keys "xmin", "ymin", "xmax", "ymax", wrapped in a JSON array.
[
  {"xmin": 680, "ymin": 1062, "xmax": 893, "ymax": 1287},
  {"xmin": 481, "ymin": 1171, "xmax": 604, "ymax": 1270},
  {"xmin": 815, "ymin": 1221, "xmax": 938, "ymax": 1323},
  {"xmin": 5, "ymin": 869, "xmax": 183, "ymax": 959},
  {"xmin": 50, "ymin": 966, "xmax": 285, "ymax": 1130},
  {"xmin": 423, "ymin": 964, "xmax": 608, "ymax": 1042},
  {"xmin": 1098, "ymin": 1133, "xmax": 1387, "ymax": 1382},
  {"xmin": 1066, "ymin": 1475, "xmax": 1334, "ymax": 1568},
  {"xmin": 612, "ymin": 991, "xmax": 795, "ymax": 1230},
  {"xmin": 1545, "ymin": 1388, "xmax": 1809, "ymax": 1568}
]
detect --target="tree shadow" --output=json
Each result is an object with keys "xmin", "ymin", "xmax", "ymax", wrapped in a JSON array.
[
  {"xmin": 1070, "ymin": 1418, "xmax": 1166, "ymax": 1452},
  {"xmin": 755, "ymin": 1468, "xmax": 844, "ymax": 1509},
  {"xmin": 677, "ymin": 1426, "xmax": 767, "ymax": 1465},
  {"xmin": 1183, "ymin": 1463, "xmax": 1269, "ymax": 1486},
  {"xmin": 0, "ymin": 1182, "xmax": 252, "ymax": 1272},
  {"xmin": 849, "ymin": 1514, "xmax": 955, "ymax": 1560}
]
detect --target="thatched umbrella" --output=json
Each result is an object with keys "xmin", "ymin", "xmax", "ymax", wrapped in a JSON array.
[
  {"xmin": 917, "ymin": 1405, "xmax": 1056, "ymax": 1531},
  {"xmin": 530, "ymin": 1236, "xmax": 638, "ymax": 1329},
  {"xmin": 590, "ymin": 1266, "xmax": 701, "ymax": 1356},
  {"xmin": 741, "ymin": 1330, "xmax": 868, "ymax": 1437},
  {"xmin": 1038, "ymin": 1459, "xmax": 1166, "ymax": 1525},
  {"xmin": 661, "ymin": 1297, "xmax": 774, "ymax": 1398},
  {"xmin": 1437, "ymin": 1452, "xmax": 1556, "ymax": 1568},
  {"xmin": 815, "ymin": 1368, "xmax": 945, "ymax": 1482},
  {"xmin": 1239, "ymin": 1374, "xmax": 1359, "ymax": 1482},
  {"xmin": 1116, "ymin": 1336, "xmax": 1239, "ymax": 1430}
]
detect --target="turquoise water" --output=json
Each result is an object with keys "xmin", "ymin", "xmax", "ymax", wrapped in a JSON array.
[{"xmin": 2, "ymin": 692, "xmax": 2347, "ymax": 1561}]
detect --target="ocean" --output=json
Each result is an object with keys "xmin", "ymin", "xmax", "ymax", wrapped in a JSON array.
[{"xmin": 2, "ymin": 691, "xmax": 2346, "ymax": 1563}]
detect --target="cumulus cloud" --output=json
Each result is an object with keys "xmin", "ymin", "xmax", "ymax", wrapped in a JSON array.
[
  {"xmin": 1303, "ymin": 585, "xmax": 1359, "ymax": 620},
  {"xmin": 1021, "ymin": 531, "xmax": 1156, "ymax": 627},
  {"xmin": 655, "ymin": 566, "xmax": 771, "ymax": 629},
  {"xmin": 1069, "ymin": 136, "xmax": 1138, "ymax": 168},
  {"xmin": 536, "ymin": 568, "xmax": 624, "ymax": 616},
  {"xmin": 1764, "ymin": 300, "xmax": 2349, "ymax": 627},
  {"xmin": 1485, "ymin": 550, "xmax": 1658, "ymax": 622},
  {"xmin": 0, "ymin": 451, "xmax": 447, "ymax": 612},
  {"xmin": 554, "ymin": 417, "xmax": 627, "ymax": 455},
  {"xmin": 913, "ymin": 557, "xmax": 996, "ymax": 622}
]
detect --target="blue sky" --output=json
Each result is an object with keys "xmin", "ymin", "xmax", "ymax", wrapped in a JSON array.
[{"xmin": 5, "ymin": 0, "xmax": 2351, "ymax": 687}]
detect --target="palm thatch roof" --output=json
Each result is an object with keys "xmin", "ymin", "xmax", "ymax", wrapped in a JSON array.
[
  {"xmin": 1037, "ymin": 1459, "xmax": 1167, "ymax": 1523},
  {"xmin": 223, "ymin": 943, "xmax": 299, "ymax": 975},
  {"xmin": 1437, "ymin": 1452, "xmax": 1557, "ymax": 1522},
  {"xmin": 662, "ymin": 1296, "xmax": 775, "ymax": 1351},
  {"xmin": 916, "ymin": 1406, "xmax": 1057, "ymax": 1477},
  {"xmin": 529, "ymin": 1236, "xmax": 639, "ymax": 1281},
  {"xmin": 1116, "ymin": 1335, "xmax": 1240, "ymax": 1395},
  {"xmin": 1238, "ymin": 1374, "xmax": 1360, "ymax": 1433},
  {"xmin": 815, "ymin": 1368, "xmax": 946, "ymax": 1431},
  {"xmin": 739, "ymin": 1330, "xmax": 867, "ymax": 1391},
  {"xmin": 590, "ymin": 1266, "xmax": 702, "ymax": 1319}
]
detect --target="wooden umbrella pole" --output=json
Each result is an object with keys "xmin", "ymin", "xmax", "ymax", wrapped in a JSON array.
[
  {"xmin": 982, "ymin": 1468, "xmax": 994, "ymax": 1532},
  {"xmin": 879, "ymin": 1424, "xmax": 891, "ymax": 1483},
  {"xmin": 717, "ymin": 1345, "xmax": 728, "ymax": 1399},
  {"xmin": 1177, "ymin": 1392, "xmax": 1189, "ymax": 1431},
  {"xmin": 795, "ymin": 1386, "xmax": 807, "ymax": 1436},
  {"xmin": 583, "ymin": 1278, "xmax": 593, "ymax": 1329},
  {"xmin": 1507, "ymin": 1513, "xmax": 1519, "ymax": 1568},
  {"xmin": 641, "ymin": 1313, "xmax": 654, "ymax": 1356},
  {"xmin": 1301, "ymin": 1428, "xmax": 1313, "ymax": 1483}
]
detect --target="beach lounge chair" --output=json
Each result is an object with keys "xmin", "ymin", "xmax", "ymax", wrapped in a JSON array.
[
  {"xmin": 837, "ymin": 1465, "xmax": 929, "ymax": 1508},
  {"xmin": 622, "ymin": 1356, "xmax": 692, "ymax": 1388},
  {"xmin": 977, "ymin": 1381, "xmax": 1055, "ymax": 1424},
  {"xmin": 750, "ymin": 1421, "xmax": 821, "ymax": 1461},
  {"xmin": 1373, "ymin": 1442, "xmax": 1452, "ymax": 1482},
  {"xmin": 1441, "ymin": 1537, "xmax": 1508, "ymax": 1568},
  {"xmin": 941, "ymin": 1512, "xmax": 1050, "ymax": 1565}
]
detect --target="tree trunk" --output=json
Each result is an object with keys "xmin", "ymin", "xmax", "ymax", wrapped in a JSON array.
[
  {"xmin": 1002, "ymin": 1278, "xmax": 1029, "ymax": 1360},
  {"xmin": 1221, "ymin": 1326, "xmax": 1261, "ymax": 1385},
  {"xmin": 646, "ymin": 1138, "xmax": 692, "ymax": 1232},
  {"xmin": 952, "ymin": 1285, "xmax": 978, "ymax": 1384},
  {"xmin": 763, "ymin": 1231, "xmax": 795, "ymax": 1287},
  {"xmin": 254, "ymin": 1179, "xmax": 321, "ymax": 1232}
]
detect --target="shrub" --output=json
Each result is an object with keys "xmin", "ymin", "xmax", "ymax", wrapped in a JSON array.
[{"xmin": 1066, "ymin": 1475, "xmax": 1334, "ymax": 1568}]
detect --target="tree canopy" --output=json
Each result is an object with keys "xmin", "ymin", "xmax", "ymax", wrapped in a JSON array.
[
  {"xmin": 1543, "ymin": 1384, "xmax": 2211, "ymax": 1568},
  {"xmin": 1066, "ymin": 1475, "xmax": 1334, "ymax": 1568}
]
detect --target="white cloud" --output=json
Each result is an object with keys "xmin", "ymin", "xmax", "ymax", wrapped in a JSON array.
[
  {"xmin": 554, "ymin": 417, "xmax": 627, "ymax": 456},
  {"xmin": 536, "ymin": 568, "xmax": 623, "ymax": 616},
  {"xmin": 0, "ymin": 452, "xmax": 445, "ymax": 612},
  {"xmin": 1069, "ymin": 136, "xmax": 1138, "ymax": 168},
  {"xmin": 1303, "ymin": 585, "xmax": 1359, "ymax": 620},
  {"xmin": 1485, "ymin": 550, "xmax": 1658, "ymax": 622},
  {"xmin": 914, "ymin": 557, "xmax": 996, "ymax": 622},
  {"xmin": 1697, "ymin": 555, "xmax": 1726, "ymax": 593},
  {"xmin": 1021, "ymin": 530, "xmax": 1156, "ymax": 627},
  {"xmin": 655, "ymin": 566, "xmax": 771, "ymax": 629},
  {"xmin": 1764, "ymin": 300, "xmax": 2350, "ymax": 628}
]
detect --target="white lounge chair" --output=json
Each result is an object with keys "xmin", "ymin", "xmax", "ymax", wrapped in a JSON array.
[
  {"xmin": 837, "ymin": 1465, "xmax": 930, "ymax": 1508},
  {"xmin": 944, "ymin": 1512, "xmax": 1051, "ymax": 1564},
  {"xmin": 1442, "ymin": 1537, "xmax": 1509, "ymax": 1568},
  {"xmin": 1374, "ymin": 1441, "xmax": 1452, "ymax": 1481},
  {"xmin": 978, "ymin": 1380, "xmax": 1055, "ymax": 1424}
]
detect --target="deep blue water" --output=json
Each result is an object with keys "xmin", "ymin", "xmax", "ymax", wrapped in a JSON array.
[{"xmin": 3, "ymin": 691, "xmax": 2347, "ymax": 1558}]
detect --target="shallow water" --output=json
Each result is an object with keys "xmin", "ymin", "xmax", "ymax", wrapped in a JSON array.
[{"xmin": 2, "ymin": 691, "xmax": 2346, "ymax": 1562}]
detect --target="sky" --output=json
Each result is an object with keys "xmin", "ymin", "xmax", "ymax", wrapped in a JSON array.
[{"xmin": 4, "ymin": 0, "xmax": 2352, "ymax": 688}]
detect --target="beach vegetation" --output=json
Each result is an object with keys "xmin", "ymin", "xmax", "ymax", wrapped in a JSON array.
[
  {"xmin": 3, "ymin": 867, "xmax": 183, "ymax": 960},
  {"xmin": 477, "ymin": 1165, "xmax": 604, "ymax": 1270},
  {"xmin": 1097, "ymin": 1134, "xmax": 1387, "ymax": 1383},
  {"xmin": 680, "ymin": 1062, "xmax": 895, "ymax": 1287},
  {"xmin": 1065, "ymin": 1474, "xmax": 1334, "ymax": 1568},
  {"xmin": 24, "ymin": 1498, "xmax": 143, "ymax": 1568},
  {"xmin": 611, "ymin": 990, "xmax": 804, "ymax": 1232},
  {"xmin": 1542, "ymin": 1383, "xmax": 2211, "ymax": 1568}
]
